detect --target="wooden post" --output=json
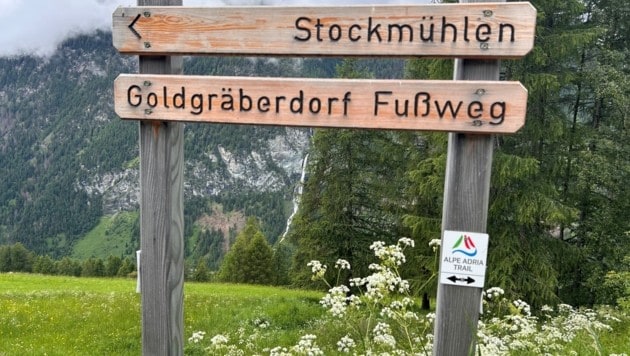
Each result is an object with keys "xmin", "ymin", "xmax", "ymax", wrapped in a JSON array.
[
  {"xmin": 432, "ymin": 0, "xmax": 502, "ymax": 355},
  {"xmin": 137, "ymin": 1, "xmax": 184, "ymax": 355}
]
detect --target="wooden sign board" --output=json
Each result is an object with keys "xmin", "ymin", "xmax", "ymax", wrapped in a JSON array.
[
  {"xmin": 112, "ymin": 3, "xmax": 536, "ymax": 58},
  {"xmin": 114, "ymin": 74, "xmax": 527, "ymax": 133}
]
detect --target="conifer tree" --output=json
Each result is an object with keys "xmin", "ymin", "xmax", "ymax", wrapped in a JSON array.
[
  {"xmin": 288, "ymin": 60, "xmax": 410, "ymax": 287},
  {"xmin": 192, "ymin": 259, "xmax": 211, "ymax": 282},
  {"xmin": 218, "ymin": 217, "xmax": 274, "ymax": 284}
]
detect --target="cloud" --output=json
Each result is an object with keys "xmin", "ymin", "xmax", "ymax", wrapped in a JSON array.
[
  {"xmin": 0, "ymin": 0, "xmax": 130, "ymax": 56},
  {"xmin": 0, "ymin": 0, "xmax": 425, "ymax": 57}
]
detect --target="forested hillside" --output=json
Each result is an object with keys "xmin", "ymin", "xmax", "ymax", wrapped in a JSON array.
[
  {"xmin": 0, "ymin": 30, "xmax": 405, "ymax": 268},
  {"xmin": 287, "ymin": 0, "xmax": 629, "ymax": 308}
]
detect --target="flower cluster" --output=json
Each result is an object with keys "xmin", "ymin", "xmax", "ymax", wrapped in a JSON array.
[
  {"xmin": 369, "ymin": 240, "xmax": 409, "ymax": 267},
  {"xmin": 185, "ymin": 236, "xmax": 622, "ymax": 355},
  {"xmin": 210, "ymin": 334, "xmax": 228, "ymax": 346},
  {"xmin": 320, "ymin": 285, "xmax": 350, "ymax": 317},
  {"xmin": 336, "ymin": 335, "xmax": 356, "ymax": 353},
  {"xmin": 188, "ymin": 330, "xmax": 206, "ymax": 344},
  {"xmin": 484, "ymin": 287, "xmax": 504, "ymax": 300},
  {"xmin": 306, "ymin": 260, "xmax": 327, "ymax": 280},
  {"xmin": 270, "ymin": 334, "xmax": 323, "ymax": 356},
  {"xmin": 428, "ymin": 239, "xmax": 441, "ymax": 252},
  {"xmin": 477, "ymin": 294, "xmax": 619, "ymax": 355}
]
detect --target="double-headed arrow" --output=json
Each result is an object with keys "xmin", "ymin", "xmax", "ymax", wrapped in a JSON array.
[{"xmin": 447, "ymin": 275, "xmax": 475, "ymax": 284}]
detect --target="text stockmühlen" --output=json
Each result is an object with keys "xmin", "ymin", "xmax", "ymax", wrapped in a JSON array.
[{"xmin": 293, "ymin": 16, "xmax": 515, "ymax": 44}]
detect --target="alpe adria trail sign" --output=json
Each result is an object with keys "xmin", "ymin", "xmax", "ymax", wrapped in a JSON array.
[{"xmin": 112, "ymin": 1, "xmax": 535, "ymax": 355}]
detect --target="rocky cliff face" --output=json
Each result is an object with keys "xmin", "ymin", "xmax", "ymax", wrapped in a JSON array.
[{"xmin": 78, "ymin": 128, "xmax": 310, "ymax": 215}]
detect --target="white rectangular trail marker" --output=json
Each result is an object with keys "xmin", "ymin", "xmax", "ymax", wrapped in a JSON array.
[{"xmin": 439, "ymin": 230, "xmax": 489, "ymax": 288}]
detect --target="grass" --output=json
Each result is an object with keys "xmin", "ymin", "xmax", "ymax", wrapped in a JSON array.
[
  {"xmin": 71, "ymin": 211, "xmax": 138, "ymax": 260},
  {"xmin": 0, "ymin": 273, "xmax": 323, "ymax": 356},
  {"xmin": 1, "ymin": 273, "xmax": 629, "ymax": 355}
]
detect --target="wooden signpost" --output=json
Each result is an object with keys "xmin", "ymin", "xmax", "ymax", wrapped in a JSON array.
[
  {"xmin": 112, "ymin": 3, "xmax": 536, "ymax": 58},
  {"xmin": 114, "ymin": 74, "xmax": 527, "ymax": 133},
  {"xmin": 112, "ymin": 0, "xmax": 534, "ymax": 355}
]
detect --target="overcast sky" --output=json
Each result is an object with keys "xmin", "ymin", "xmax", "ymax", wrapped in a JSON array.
[{"xmin": 0, "ymin": 0, "xmax": 427, "ymax": 57}]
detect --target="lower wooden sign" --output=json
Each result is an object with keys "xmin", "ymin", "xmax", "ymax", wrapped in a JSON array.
[{"xmin": 114, "ymin": 74, "xmax": 527, "ymax": 133}]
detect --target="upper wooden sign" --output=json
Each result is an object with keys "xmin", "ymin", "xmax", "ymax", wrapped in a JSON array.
[
  {"xmin": 112, "ymin": 3, "xmax": 536, "ymax": 58},
  {"xmin": 114, "ymin": 74, "xmax": 527, "ymax": 133}
]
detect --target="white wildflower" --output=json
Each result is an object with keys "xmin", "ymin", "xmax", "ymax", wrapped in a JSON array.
[
  {"xmin": 398, "ymin": 237, "xmax": 415, "ymax": 248},
  {"xmin": 307, "ymin": 260, "xmax": 327, "ymax": 280},
  {"xmin": 428, "ymin": 239, "xmax": 441, "ymax": 252},
  {"xmin": 485, "ymin": 287, "xmax": 505, "ymax": 300},
  {"xmin": 188, "ymin": 330, "xmax": 206, "ymax": 344},
  {"xmin": 337, "ymin": 335, "xmax": 356, "ymax": 353},
  {"xmin": 513, "ymin": 299, "xmax": 531, "ymax": 316},
  {"xmin": 373, "ymin": 322, "xmax": 396, "ymax": 348},
  {"xmin": 335, "ymin": 259, "xmax": 351, "ymax": 270},
  {"xmin": 210, "ymin": 333, "xmax": 229, "ymax": 346},
  {"xmin": 291, "ymin": 334, "xmax": 324, "ymax": 355},
  {"xmin": 320, "ymin": 285, "xmax": 350, "ymax": 318}
]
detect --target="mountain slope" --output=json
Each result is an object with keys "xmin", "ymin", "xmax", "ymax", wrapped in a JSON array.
[{"xmin": 0, "ymin": 30, "xmax": 405, "ymax": 263}]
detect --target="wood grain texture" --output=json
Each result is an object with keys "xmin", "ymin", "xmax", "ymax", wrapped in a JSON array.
[
  {"xmin": 137, "ymin": 2, "xmax": 184, "ymax": 356},
  {"xmin": 139, "ymin": 57, "xmax": 185, "ymax": 356},
  {"xmin": 432, "ymin": 2, "xmax": 502, "ymax": 355},
  {"xmin": 114, "ymin": 74, "xmax": 527, "ymax": 134},
  {"xmin": 112, "ymin": 3, "xmax": 536, "ymax": 58}
]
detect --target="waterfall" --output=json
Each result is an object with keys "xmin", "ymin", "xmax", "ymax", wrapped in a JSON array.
[{"xmin": 280, "ymin": 153, "xmax": 308, "ymax": 242}]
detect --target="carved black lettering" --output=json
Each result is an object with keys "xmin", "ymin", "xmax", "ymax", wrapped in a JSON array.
[
  {"xmin": 327, "ymin": 97, "xmax": 339, "ymax": 115},
  {"xmin": 329, "ymin": 24, "xmax": 342, "ymax": 41},
  {"xmin": 315, "ymin": 18, "xmax": 324, "ymax": 42},
  {"xmin": 208, "ymin": 94, "xmax": 218, "ymax": 111},
  {"xmin": 294, "ymin": 17, "xmax": 311, "ymax": 41},
  {"xmin": 190, "ymin": 93, "xmax": 203, "ymax": 115},
  {"xmin": 309, "ymin": 98, "xmax": 321, "ymax": 114},
  {"xmin": 290, "ymin": 90, "xmax": 304, "ymax": 114},
  {"xmin": 258, "ymin": 96, "xmax": 270, "ymax": 112},
  {"xmin": 476, "ymin": 24, "xmax": 491, "ymax": 42},
  {"xmin": 435, "ymin": 100, "xmax": 463, "ymax": 118},
  {"xmin": 368, "ymin": 17, "xmax": 382, "ymax": 42},
  {"xmin": 275, "ymin": 96, "xmax": 286, "ymax": 113},
  {"xmin": 463, "ymin": 16, "xmax": 470, "ymax": 42},
  {"xmin": 147, "ymin": 92, "xmax": 158, "ymax": 108},
  {"xmin": 490, "ymin": 101, "xmax": 505, "ymax": 124},
  {"xmin": 221, "ymin": 88, "xmax": 234, "ymax": 111},
  {"xmin": 413, "ymin": 92, "xmax": 430, "ymax": 117},
  {"xmin": 127, "ymin": 85, "xmax": 142, "ymax": 107},
  {"xmin": 342, "ymin": 91, "xmax": 351, "ymax": 115},
  {"xmin": 173, "ymin": 87, "xmax": 185, "ymax": 109},
  {"xmin": 162, "ymin": 86, "xmax": 170, "ymax": 108},
  {"xmin": 467, "ymin": 101, "xmax": 483, "ymax": 119},
  {"xmin": 349, "ymin": 24, "xmax": 362, "ymax": 41},
  {"xmin": 499, "ymin": 23, "xmax": 515, "ymax": 42},
  {"xmin": 239, "ymin": 89, "xmax": 252, "ymax": 112},
  {"xmin": 441, "ymin": 17, "xmax": 457, "ymax": 42},
  {"xmin": 419, "ymin": 17, "xmax": 434, "ymax": 42},
  {"xmin": 374, "ymin": 91, "xmax": 392, "ymax": 115},
  {"xmin": 388, "ymin": 23, "xmax": 413, "ymax": 42},
  {"xmin": 395, "ymin": 99, "xmax": 409, "ymax": 117}
]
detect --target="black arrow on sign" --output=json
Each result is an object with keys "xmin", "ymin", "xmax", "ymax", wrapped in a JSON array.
[
  {"xmin": 128, "ymin": 14, "xmax": 142, "ymax": 39},
  {"xmin": 447, "ymin": 275, "xmax": 475, "ymax": 284}
]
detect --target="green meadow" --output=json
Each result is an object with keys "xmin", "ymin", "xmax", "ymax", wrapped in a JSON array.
[
  {"xmin": 1, "ymin": 273, "xmax": 629, "ymax": 355},
  {"xmin": 0, "ymin": 273, "xmax": 323, "ymax": 355}
]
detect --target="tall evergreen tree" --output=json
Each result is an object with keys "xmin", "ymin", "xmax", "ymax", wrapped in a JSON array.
[
  {"xmin": 218, "ymin": 217, "xmax": 274, "ymax": 285},
  {"xmin": 288, "ymin": 60, "xmax": 410, "ymax": 287}
]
